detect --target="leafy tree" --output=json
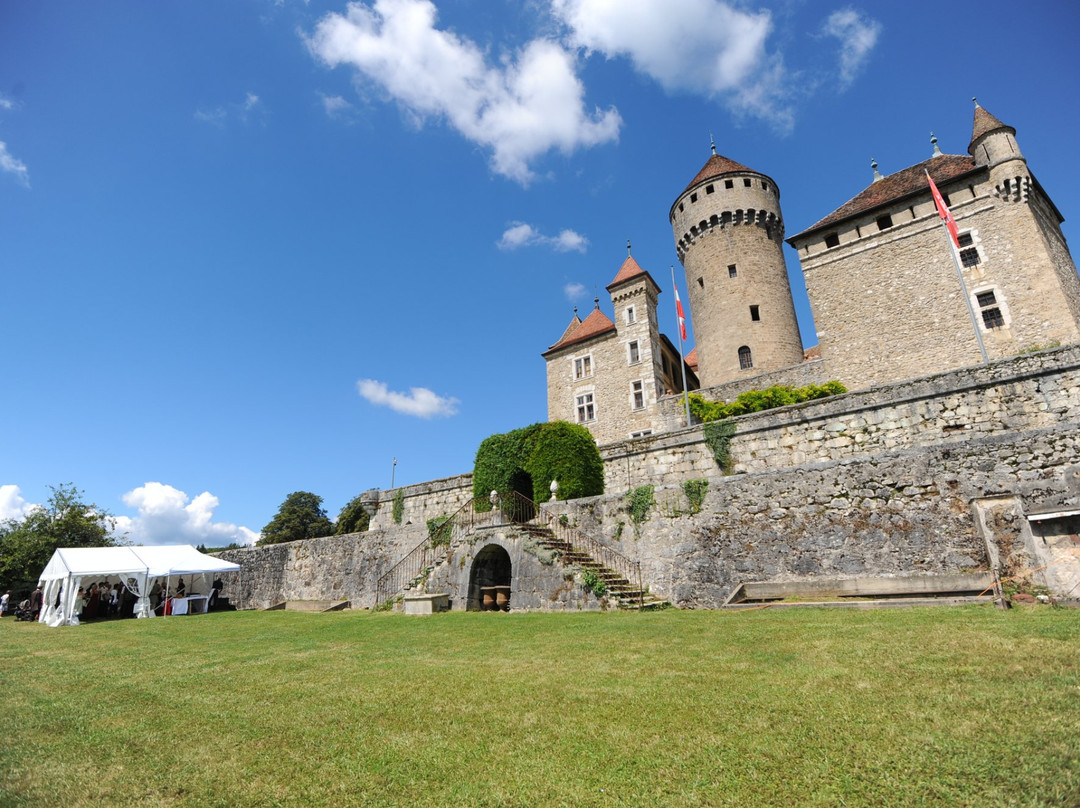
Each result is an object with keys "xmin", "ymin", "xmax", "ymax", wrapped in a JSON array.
[
  {"xmin": 335, "ymin": 495, "xmax": 371, "ymax": 535},
  {"xmin": 0, "ymin": 483, "xmax": 116, "ymax": 595},
  {"xmin": 258, "ymin": 492, "xmax": 334, "ymax": 546}
]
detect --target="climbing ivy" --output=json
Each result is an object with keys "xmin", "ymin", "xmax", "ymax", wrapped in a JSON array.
[
  {"xmin": 473, "ymin": 421, "xmax": 603, "ymax": 509},
  {"xmin": 392, "ymin": 488, "xmax": 405, "ymax": 524},
  {"xmin": 427, "ymin": 514, "xmax": 452, "ymax": 548},
  {"xmin": 702, "ymin": 420, "xmax": 736, "ymax": 473},
  {"xmin": 682, "ymin": 479, "xmax": 709, "ymax": 514},
  {"xmin": 628, "ymin": 485, "xmax": 655, "ymax": 524}
]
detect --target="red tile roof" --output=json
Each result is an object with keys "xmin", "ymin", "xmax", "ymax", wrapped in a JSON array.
[
  {"xmin": 969, "ymin": 105, "xmax": 1012, "ymax": 151},
  {"xmin": 608, "ymin": 255, "xmax": 646, "ymax": 286},
  {"xmin": 544, "ymin": 307, "xmax": 617, "ymax": 355},
  {"xmin": 789, "ymin": 154, "xmax": 979, "ymax": 242},
  {"xmin": 685, "ymin": 347, "xmax": 698, "ymax": 372},
  {"xmin": 556, "ymin": 313, "xmax": 582, "ymax": 345},
  {"xmin": 680, "ymin": 153, "xmax": 758, "ymax": 197}
]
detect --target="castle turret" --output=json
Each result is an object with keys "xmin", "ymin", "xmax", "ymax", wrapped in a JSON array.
[
  {"xmin": 670, "ymin": 146, "xmax": 804, "ymax": 387},
  {"xmin": 969, "ymin": 99, "xmax": 1030, "ymax": 203}
]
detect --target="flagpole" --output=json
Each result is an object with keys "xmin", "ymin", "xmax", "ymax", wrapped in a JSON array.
[
  {"xmin": 926, "ymin": 171, "xmax": 988, "ymax": 365},
  {"xmin": 671, "ymin": 265, "xmax": 691, "ymax": 428}
]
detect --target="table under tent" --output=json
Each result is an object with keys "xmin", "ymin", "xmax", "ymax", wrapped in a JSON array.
[{"xmin": 37, "ymin": 545, "xmax": 240, "ymax": 627}]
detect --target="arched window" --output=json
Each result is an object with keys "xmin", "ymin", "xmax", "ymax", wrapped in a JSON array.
[{"xmin": 738, "ymin": 346, "xmax": 753, "ymax": 370}]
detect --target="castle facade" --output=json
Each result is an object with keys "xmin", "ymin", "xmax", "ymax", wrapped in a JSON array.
[{"xmin": 548, "ymin": 102, "xmax": 1080, "ymax": 439}]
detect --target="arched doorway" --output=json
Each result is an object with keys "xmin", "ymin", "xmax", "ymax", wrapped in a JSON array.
[{"xmin": 468, "ymin": 544, "xmax": 512, "ymax": 611}]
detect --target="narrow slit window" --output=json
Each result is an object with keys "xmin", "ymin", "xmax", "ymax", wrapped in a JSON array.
[
  {"xmin": 750, "ymin": 305, "xmax": 760, "ymax": 321},
  {"xmin": 728, "ymin": 264, "xmax": 738, "ymax": 278}
]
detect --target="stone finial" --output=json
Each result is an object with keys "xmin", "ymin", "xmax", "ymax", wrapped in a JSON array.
[
  {"xmin": 549, "ymin": 479, "xmax": 559, "ymax": 502},
  {"xmin": 594, "ymin": 295, "xmax": 600, "ymax": 309},
  {"xmin": 871, "ymin": 157, "xmax": 883, "ymax": 182},
  {"xmin": 489, "ymin": 490, "xmax": 499, "ymax": 506},
  {"xmin": 973, "ymin": 96, "xmax": 980, "ymax": 109},
  {"xmin": 931, "ymin": 132, "xmax": 943, "ymax": 158}
]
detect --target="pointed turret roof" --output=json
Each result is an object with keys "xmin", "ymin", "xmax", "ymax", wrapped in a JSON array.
[
  {"xmin": 543, "ymin": 305, "xmax": 617, "ymax": 355},
  {"xmin": 682, "ymin": 153, "xmax": 757, "ymax": 195},
  {"xmin": 788, "ymin": 153, "xmax": 978, "ymax": 242},
  {"xmin": 969, "ymin": 101, "xmax": 1014, "ymax": 152},
  {"xmin": 608, "ymin": 254, "xmax": 646, "ymax": 286},
  {"xmin": 556, "ymin": 312, "xmax": 582, "ymax": 344}
]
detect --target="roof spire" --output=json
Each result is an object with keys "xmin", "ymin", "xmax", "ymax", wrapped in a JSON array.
[
  {"xmin": 973, "ymin": 96, "xmax": 980, "ymax": 109},
  {"xmin": 593, "ymin": 295, "xmax": 600, "ymax": 310},
  {"xmin": 573, "ymin": 306, "xmax": 578, "ymax": 317},
  {"xmin": 710, "ymin": 132, "xmax": 716, "ymax": 155},
  {"xmin": 871, "ymin": 157, "xmax": 883, "ymax": 182},
  {"xmin": 626, "ymin": 238, "xmax": 632, "ymax": 256},
  {"xmin": 930, "ymin": 131, "xmax": 942, "ymax": 157}
]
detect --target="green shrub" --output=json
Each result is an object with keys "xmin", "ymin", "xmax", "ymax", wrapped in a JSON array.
[
  {"xmin": 581, "ymin": 569, "xmax": 607, "ymax": 597},
  {"xmin": 689, "ymin": 381, "xmax": 847, "ymax": 423},
  {"xmin": 628, "ymin": 485, "xmax": 654, "ymax": 524}
]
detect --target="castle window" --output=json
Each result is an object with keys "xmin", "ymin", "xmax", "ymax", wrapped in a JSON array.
[
  {"xmin": 876, "ymin": 214, "xmax": 893, "ymax": 231},
  {"xmin": 678, "ymin": 203, "xmax": 684, "ymax": 212},
  {"xmin": 690, "ymin": 193, "xmax": 698, "ymax": 203},
  {"xmin": 738, "ymin": 346, "xmax": 753, "ymax": 370},
  {"xmin": 958, "ymin": 233, "xmax": 980, "ymax": 267},
  {"xmin": 698, "ymin": 277, "xmax": 705, "ymax": 288},
  {"xmin": 976, "ymin": 290, "xmax": 1005, "ymax": 329},
  {"xmin": 744, "ymin": 178, "xmax": 752, "ymax": 187},
  {"xmin": 628, "ymin": 341, "xmax": 640, "ymax": 364},
  {"xmin": 626, "ymin": 306, "xmax": 636, "ymax": 324},
  {"xmin": 824, "ymin": 232, "xmax": 840, "ymax": 249},
  {"xmin": 576, "ymin": 393, "xmax": 595, "ymax": 423},
  {"xmin": 706, "ymin": 184, "xmax": 714, "ymax": 194},
  {"xmin": 630, "ymin": 429, "xmax": 652, "ymax": 439},
  {"xmin": 762, "ymin": 181, "xmax": 769, "ymax": 191},
  {"xmin": 750, "ymin": 305, "xmax": 760, "ymax": 322},
  {"xmin": 728, "ymin": 264, "xmax": 737, "ymax": 278},
  {"xmin": 574, "ymin": 355, "xmax": 592, "ymax": 380},
  {"xmin": 631, "ymin": 380, "xmax": 645, "ymax": 410},
  {"xmin": 725, "ymin": 179, "xmax": 734, "ymax": 189}
]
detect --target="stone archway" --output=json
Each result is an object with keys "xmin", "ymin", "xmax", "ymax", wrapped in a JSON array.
[{"xmin": 468, "ymin": 544, "xmax": 513, "ymax": 611}]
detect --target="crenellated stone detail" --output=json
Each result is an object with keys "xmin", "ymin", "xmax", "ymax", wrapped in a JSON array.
[
  {"xmin": 992, "ymin": 174, "xmax": 1031, "ymax": 203},
  {"xmin": 675, "ymin": 209, "xmax": 784, "ymax": 260}
]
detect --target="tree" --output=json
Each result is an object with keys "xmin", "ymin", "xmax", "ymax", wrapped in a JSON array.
[
  {"xmin": 0, "ymin": 483, "xmax": 116, "ymax": 595},
  {"xmin": 334, "ymin": 495, "xmax": 370, "ymax": 535},
  {"xmin": 258, "ymin": 492, "xmax": 334, "ymax": 546}
]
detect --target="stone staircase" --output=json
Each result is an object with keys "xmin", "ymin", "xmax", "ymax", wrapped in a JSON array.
[{"xmin": 516, "ymin": 524, "xmax": 668, "ymax": 610}]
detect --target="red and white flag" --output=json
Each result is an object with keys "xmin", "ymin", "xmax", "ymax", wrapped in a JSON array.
[
  {"xmin": 674, "ymin": 284, "xmax": 687, "ymax": 341},
  {"xmin": 927, "ymin": 171, "xmax": 960, "ymax": 248}
]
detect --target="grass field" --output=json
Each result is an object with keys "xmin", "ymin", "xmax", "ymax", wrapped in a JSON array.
[{"xmin": 1, "ymin": 606, "xmax": 1077, "ymax": 808}]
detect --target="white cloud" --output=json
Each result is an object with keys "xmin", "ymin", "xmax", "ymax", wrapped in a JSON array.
[
  {"xmin": 306, "ymin": 0, "xmax": 621, "ymax": 183},
  {"xmin": 563, "ymin": 282, "xmax": 587, "ymax": 302},
  {"xmin": 319, "ymin": 92, "xmax": 353, "ymax": 117},
  {"xmin": 0, "ymin": 143, "xmax": 29, "ymax": 187},
  {"xmin": 357, "ymin": 378, "xmax": 459, "ymax": 418},
  {"xmin": 0, "ymin": 95, "xmax": 13, "ymax": 110},
  {"xmin": 497, "ymin": 221, "xmax": 589, "ymax": 252},
  {"xmin": 195, "ymin": 91, "xmax": 265, "ymax": 126},
  {"xmin": 551, "ymin": 0, "xmax": 792, "ymax": 130},
  {"xmin": 114, "ymin": 482, "xmax": 259, "ymax": 547},
  {"xmin": 0, "ymin": 485, "xmax": 38, "ymax": 522},
  {"xmin": 821, "ymin": 9, "xmax": 881, "ymax": 87}
]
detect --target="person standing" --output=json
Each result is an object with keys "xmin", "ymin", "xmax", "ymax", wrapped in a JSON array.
[
  {"xmin": 30, "ymin": 586, "xmax": 43, "ymax": 621},
  {"xmin": 0, "ymin": 591, "xmax": 9, "ymax": 618}
]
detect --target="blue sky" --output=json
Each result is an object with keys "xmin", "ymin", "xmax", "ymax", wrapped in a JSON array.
[{"xmin": 2, "ymin": 0, "xmax": 1078, "ymax": 545}]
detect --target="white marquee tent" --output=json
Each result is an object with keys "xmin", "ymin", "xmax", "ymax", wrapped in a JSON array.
[{"xmin": 37, "ymin": 545, "xmax": 240, "ymax": 627}]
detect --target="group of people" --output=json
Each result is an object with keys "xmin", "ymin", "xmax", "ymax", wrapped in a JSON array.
[
  {"xmin": 0, "ymin": 588, "xmax": 44, "ymax": 621},
  {"xmin": 71, "ymin": 581, "xmax": 139, "ymax": 621}
]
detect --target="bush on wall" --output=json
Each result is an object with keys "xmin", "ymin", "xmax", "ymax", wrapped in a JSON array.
[
  {"xmin": 473, "ymin": 421, "xmax": 603, "ymax": 508},
  {"xmin": 688, "ymin": 381, "xmax": 847, "ymax": 423}
]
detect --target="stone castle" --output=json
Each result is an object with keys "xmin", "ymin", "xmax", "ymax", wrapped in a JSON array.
[
  {"xmin": 221, "ymin": 102, "xmax": 1080, "ymax": 611},
  {"xmin": 545, "ymin": 101, "xmax": 1080, "ymax": 445}
]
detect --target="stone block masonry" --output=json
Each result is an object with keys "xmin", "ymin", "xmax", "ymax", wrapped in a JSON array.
[{"xmin": 223, "ymin": 344, "xmax": 1080, "ymax": 608}]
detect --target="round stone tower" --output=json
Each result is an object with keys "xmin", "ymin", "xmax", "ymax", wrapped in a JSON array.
[{"xmin": 670, "ymin": 147, "xmax": 804, "ymax": 388}]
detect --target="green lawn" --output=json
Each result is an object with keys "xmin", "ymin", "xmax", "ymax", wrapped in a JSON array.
[{"xmin": 1, "ymin": 606, "xmax": 1077, "ymax": 808}]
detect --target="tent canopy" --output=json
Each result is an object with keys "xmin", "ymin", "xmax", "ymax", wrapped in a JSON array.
[
  {"xmin": 39, "ymin": 545, "xmax": 239, "ymax": 581},
  {"xmin": 37, "ymin": 545, "xmax": 240, "ymax": 627}
]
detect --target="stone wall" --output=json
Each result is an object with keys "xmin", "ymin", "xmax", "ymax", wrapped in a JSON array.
[
  {"xmin": 220, "ymin": 346, "xmax": 1080, "ymax": 608},
  {"xmin": 364, "ymin": 473, "xmax": 473, "ymax": 532}
]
